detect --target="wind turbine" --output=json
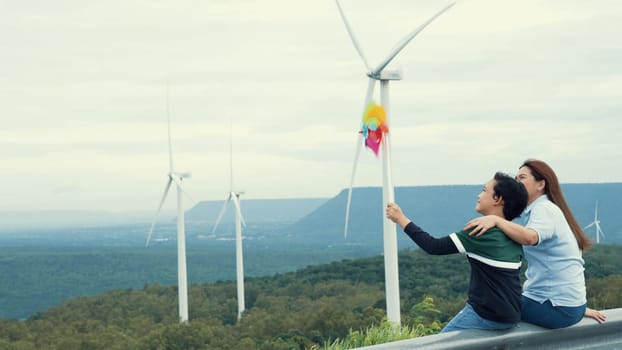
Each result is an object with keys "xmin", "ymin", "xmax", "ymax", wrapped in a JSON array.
[
  {"xmin": 146, "ymin": 84, "xmax": 191, "ymax": 323},
  {"xmin": 583, "ymin": 201, "xmax": 605, "ymax": 244},
  {"xmin": 212, "ymin": 124, "xmax": 247, "ymax": 321},
  {"xmin": 336, "ymin": 0, "xmax": 455, "ymax": 325}
]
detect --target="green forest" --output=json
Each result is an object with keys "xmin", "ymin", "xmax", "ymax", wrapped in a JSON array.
[
  {"xmin": 1, "ymin": 245, "xmax": 621, "ymax": 350},
  {"xmin": 0, "ymin": 243, "xmax": 383, "ymax": 320}
]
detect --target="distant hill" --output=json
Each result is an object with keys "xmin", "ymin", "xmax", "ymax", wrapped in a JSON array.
[
  {"xmin": 293, "ymin": 183, "xmax": 622, "ymax": 245},
  {"xmin": 0, "ymin": 210, "xmax": 160, "ymax": 231},
  {"xmin": 185, "ymin": 197, "xmax": 327, "ymax": 223},
  {"xmin": 0, "ymin": 198, "xmax": 327, "ymax": 233}
]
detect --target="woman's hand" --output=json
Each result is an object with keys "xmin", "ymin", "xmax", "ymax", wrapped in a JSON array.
[
  {"xmin": 464, "ymin": 215, "xmax": 498, "ymax": 237},
  {"xmin": 585, "ymin": 307, "xmax": 607, "ymax": 324}
]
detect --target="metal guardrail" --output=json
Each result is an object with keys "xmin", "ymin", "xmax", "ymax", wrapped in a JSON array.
[{"xmin": 357, "ymin": 308, "xmax": 622, "ymax": 350}]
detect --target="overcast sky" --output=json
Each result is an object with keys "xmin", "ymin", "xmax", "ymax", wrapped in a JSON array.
[{"xmin": 2, "ymin": 0, "xmax": 621, "ymax": 213}]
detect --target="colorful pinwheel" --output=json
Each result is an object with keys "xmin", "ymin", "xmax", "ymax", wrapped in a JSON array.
[{"xmin": 361, "ymin": 101, "xmax": 389, "ymax": 156}]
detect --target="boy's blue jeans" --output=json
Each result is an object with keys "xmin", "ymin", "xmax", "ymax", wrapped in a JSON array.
[{"xmin": 441, "ymin": 303, "xmax": 516, "ymax": 333}]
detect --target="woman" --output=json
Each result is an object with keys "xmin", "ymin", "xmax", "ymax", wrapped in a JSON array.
[{"xmin": 465, "ymin": 159, "xmax": 606, "ymax": 328}]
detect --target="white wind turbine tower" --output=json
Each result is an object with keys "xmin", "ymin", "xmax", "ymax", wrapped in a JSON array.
[
  {"xmin": 583, "ymin": 201, "xmax": 605, "ymax": 244},
  {"xmin": 212, "ymin": 125, "xmax": 247, "ymax": 321},
  {"xmin": 146, "ymin": 85, "xmax": 191, "ymax": 323},
  {"xmin": 336, "ymin": 0, "xmax": 455, "ymax": 325}
]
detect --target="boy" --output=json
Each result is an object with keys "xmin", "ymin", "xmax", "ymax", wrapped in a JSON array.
[{"xmin": 386, "ymin": 172, "xmax": 528, "ymax": 332}]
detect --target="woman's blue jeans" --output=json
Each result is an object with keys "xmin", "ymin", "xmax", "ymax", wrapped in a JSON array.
[{"xmin": 521, "ymin": 295, "xmax": 586, "ymax": 329}]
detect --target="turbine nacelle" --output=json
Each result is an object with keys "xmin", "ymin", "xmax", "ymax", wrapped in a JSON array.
[
  {"xmin": 170, "ymin": 172, "xmax": 192, "ymax": 181},
  {"xmin": 367, "ymin": 69, "xmax": 402, "ymax": 81}
]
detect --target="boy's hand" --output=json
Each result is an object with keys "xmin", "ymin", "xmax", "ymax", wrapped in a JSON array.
[{"xmin": 386, "ymin": 202, "xmax": 410, "ymax": 229}]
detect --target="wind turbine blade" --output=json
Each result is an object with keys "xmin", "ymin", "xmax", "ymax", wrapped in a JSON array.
[
  {"xmin": 166, "ymin": 83, "xmax": 174, "ymax": 173},
  {"xmin": 583, "ymin": 222, "xmax": 595, "ymax": 230},
  {"xmin": 229, "ymin": 121, "xmax": 234, "ymax": 192},
  {"xmin": 231, "ymin": 195, "xmax": 246, "ymax": 228},
  {"xmin": 345, "ymin": 78, "xmax": 376, "ymax": 238},
  {"xmin": 371, "ymin": 2, "xmax": 455, "ymax": 76},
  {"xmin": 146, "ymin": 177, "xmax": 173, "ymax": 247},
  {"xmin": 344, "ymin": 133, "xmax": 364, "ymax": 238},
  {"xmin": 335, "ymin": 0, "xmax": 372, "ymax": 71},
  {"xmin": 596, "ymin": 223, "xmax": 605, "ymax": 236},
  {"xmin": 212, "ymin": 195, "xmax": 232, "ymax": 234}
]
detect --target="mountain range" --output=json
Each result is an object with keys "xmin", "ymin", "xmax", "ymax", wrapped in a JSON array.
[
  {"xmin": 2, "ymin": 183, "xmax": 620, "ymax": 246},
  {"xmin": 185, "ymin": 197, "xmax": 327, "ymax": 223}
]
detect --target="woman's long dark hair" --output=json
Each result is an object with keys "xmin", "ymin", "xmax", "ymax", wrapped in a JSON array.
[{"xmin": 521, "ymin": 159, "xmax": 592, "ymax": 251}]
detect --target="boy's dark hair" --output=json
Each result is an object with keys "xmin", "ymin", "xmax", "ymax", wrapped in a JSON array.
[{"xmin": 493, "ymin": 172, "xmax": 528, "ymax": 220}]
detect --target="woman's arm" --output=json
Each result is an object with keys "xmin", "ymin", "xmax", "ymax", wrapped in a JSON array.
[{"xmin": 464, "ymin": 215, "xmax": 539, "ymax": 245}]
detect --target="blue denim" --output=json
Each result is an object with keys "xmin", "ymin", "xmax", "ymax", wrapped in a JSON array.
[
  {"xmin": 441, "ymin": 303, "xmax": 517, "ymax": 333},
  {"xmin": 521, "ymin": 296, "xmax": 586, "ymax": 329}
]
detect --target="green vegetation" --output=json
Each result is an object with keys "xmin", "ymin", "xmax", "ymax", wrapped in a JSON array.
[
  {"xmin": 0, "ymin": 244, "xmax": 381, "ymax": 320},
  {"xmin": 0, "ymin": 245, "xmax": 620, "ymax": 349},
  {"xmin": 319, "ymin": 297, "xmax": 442, "ymax": 350}
]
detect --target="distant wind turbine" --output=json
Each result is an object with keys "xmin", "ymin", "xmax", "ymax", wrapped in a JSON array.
[
  {"xmin": 336, "ymin": 0, "xmax": 455, "ymax": 326},
  {"xmin": 583, "ymin": 201, "xmax": 605, "ymax": 244},
  {"xmin": 212, "ymin": 124, "xmax": 247, "ymax": 321},
  {"xmin": 146, "ymin": 84, "xmax": 191, "ymax": 323}
]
